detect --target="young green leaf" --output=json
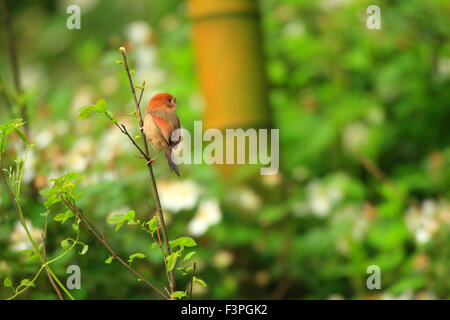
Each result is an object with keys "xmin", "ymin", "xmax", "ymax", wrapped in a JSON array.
[
  {"xmin": 79, "ymin": 244, "xmax": 89, "ymax": 255},
  {"xmin": 20, "ymin": 279, "xmax": 35, "ymax": 288},
  {"xmin": 77, "ymin": 106, "xmax": 95, "ymax": 119},
  {"xmin": 170, "ymin": 237, "xmax": 197, "ymax": 249},
  {"xmin": 166, "ymin": 252, "xmax": 180, "ymax": 272},
  {"xmin": 128, "ymin": 253, "xmax": 146, "ymax": 264},
  {"xmin": 171, "ymin": 291, "xmax": 188, "ymax": 299},
  {"xmin": 183, "ymin": 251, "xmax": 196, "ymax": 262},
  {"xmin": 95, "ymin": 99, "xmax": 107, "ymax": 113},
  {"xmin": 105, "ymin": 256, "xmax": 113, "ymax": 264},
  {"xmin": 147, "ymin": 218, "xmax": 158, "ymax": 233},
  {"xmin": 193, "ymin": 276, "xmax": 207, "ymax": 287},
  {"xmin": 14, "ymin": 127, "xmax": 29, "ymax": 145},
  {"xmin": 3, "ymin": 277, "xmax": 12, "ymax": 288},
  {"xmin": 61, "ymin": 239, "xmax": 71, "ymax": 251}
]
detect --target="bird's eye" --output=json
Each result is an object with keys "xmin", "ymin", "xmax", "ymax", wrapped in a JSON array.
[{"xmin": 168, "ymin": 99, "xmax": 172, "ymax": 103}]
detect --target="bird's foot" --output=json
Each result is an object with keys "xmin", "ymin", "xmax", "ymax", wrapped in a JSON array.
[{"xmin": 146, "ymin": 153, "xmax": 160, "ymax": 165}]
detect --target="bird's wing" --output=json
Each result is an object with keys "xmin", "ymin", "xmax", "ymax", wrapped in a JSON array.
[{"xmin": 150, "ymin": 110, "xmax": 181, "ymax": 146}]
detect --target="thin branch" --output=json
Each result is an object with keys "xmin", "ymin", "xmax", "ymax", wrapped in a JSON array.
[
  {"xmin": 119, "ymin": 47, "xmax": 175, "ymax": 295},
  {"xmin": 147, "ymin": 205, "xmax": 171, "ymax": 289},
  {"xmin": 190, "ymin": 262, "xmax": 197, "ymax": 300},
  {"xmin": 0, "ymin": 162, "xmax": 74, "ymax": 300},
  {"xmin": 42, "ymin": 233, "xmax": 64, "ymax": 300},
  {"xmin": 63, "ymin": 199, "xmax": 170, "ymax": 300}
]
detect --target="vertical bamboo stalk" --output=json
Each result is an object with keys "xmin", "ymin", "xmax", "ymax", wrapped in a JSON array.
[{"xmin": 188, "ymin": 0, "xmax": 270, "ymax": 130}]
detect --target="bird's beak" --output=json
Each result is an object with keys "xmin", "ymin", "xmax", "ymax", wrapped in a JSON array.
[{"xmin": 174, "ymin": 98, "xmax": 178, "ymax": 104}]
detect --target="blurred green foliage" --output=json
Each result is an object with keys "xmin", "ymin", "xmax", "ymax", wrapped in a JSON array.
[{"xmin": 0, "ymin": 0, "xmax": 449, "ymax": 299}]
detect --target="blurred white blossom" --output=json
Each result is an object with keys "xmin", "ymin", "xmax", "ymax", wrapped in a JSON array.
[
  {"xmin": 306, "ymin": 180, "xmax": 342, "ymax": 217},
  {"xmin": 96, "ymin": 125, "xmax": 132, "ymax": 163},
  {"xmin": 125, "ymin": 21, "xmax": 151, "ymax": 45},
  {"xmin": 21, "ymin": 149, "xmax": 36, "ymax": 184},
  {"xmin": 227, "ymin": 188, "xmax": 262, "ymax": 211},
  {"xmin": 342, "ymin": 121, "xmax": 369, "ymax": 153},
  {"xmin": 283, "ymin": 21, "xmax": 305, "ymax": 38},
  {"xmin": 188, "ymin": 199, "xmax": 222, "ymax": 236},
  {"xmin": 35, "ymin": 128, "xmax": 54, "ymax": 149},
  {"xmin": 436, "ymin": 58, "xmax": 450, "ymax": 80},
  {"xmin": 65, "ymin": 137, "xmax": 94, "ymax": 171},
  {"xmin": 158, "ymin": 179, "xmax": 201, "ymax": 213},
  {"xmin": 381, "ymin": 291, "xmax": 414, "ymax": 300},
  {"xmin": 405, "ymin": 199, "xmax": 449, "ymax": 245},
  {"xmin": 10, "ymin": 220, "xmax": 42, "ymax": 252},
  {"xmin": 213, "ymin": 250, "xmax": 234, "ymax": 269}
]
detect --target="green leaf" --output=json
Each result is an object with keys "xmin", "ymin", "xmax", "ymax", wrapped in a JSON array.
[
  {"xmin": 105, "ymin": 256, "xmax": 113, "ymax": 264},
  {"xmin": 107, "ymin": 213, "xmax": 124, "ymax": 225},
  {"xmin": 151, "ymin": 242, "xmax": 159, "ymax": 249},
  {"xmin": 77, "ymin": 106, "xmax": 95, "ymax": 119},
  {"xmin": 183, "ymin": 251, "xmax": 196, "ymax": 262},
  {"xmin": 95, "ymin": 99, "xmax": 107, "ymax": 113},
  {"xmin": 20, "ymin": 279, "xmax": 35, "ymax": 288},
  {"xmin": 170, "ymin": 237, "xmax": 197, "ymax": 249},
  {"xmin": 166, "ymin": 252, "xmax": 179, "ymax": 272},
  {"xmin": 61, "ymin": 239, "xmax": 71, "ymax": 251},
  {"xmin": 193, "ymin": 276, "xmax": 207, "ymax": 287},
  {"xmin": 72, "ymin": 223, "xmax": 79, "ymax": 233},
  {"xmin": 3, "ymin": 277, "xmax": 12, "ymax": 288},
  {"xmin": 171, "ymin": 291, "xmax": 188, "ymax": 299},
  {"xmin": 14, "ymin": 127, "xmax": 29, "ymax": 145},
  {"xmin": 105, "ymin": 110, "xmax": 114, "ymax": 119},
  {"xmin": 147, "ymin": 218, "xmax": 157, "ymax": 233},
  {"xmin": 79, "ymin": 244, "xmax": 89, "ymax": 255},
  {"xmin": 128, "ymin": 253, "xmax": 146, "ymax": 264}
]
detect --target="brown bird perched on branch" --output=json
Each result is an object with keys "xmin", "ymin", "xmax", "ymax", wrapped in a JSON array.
[{"xmin": 143, "ymin": 93, "xmax": 182, "ymax": 176}]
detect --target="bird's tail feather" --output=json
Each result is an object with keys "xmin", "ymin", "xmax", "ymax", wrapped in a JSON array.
[{"xmin": 164, "ymin": 147, "xmax": 180, "ymax": 177}]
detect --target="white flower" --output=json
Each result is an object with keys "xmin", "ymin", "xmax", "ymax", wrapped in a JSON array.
[
  {"xmin": 227, "ymin": 188, "xmax": 262, "ymax": 211},
  {"xmin": 188, "ymin": 199, "xmax": 222, "ymax": 236},
  {"xmin": 21, "ymin": 149, "xmax": 36, "ymax": 184},
  {"xmin": 125, "ymin": 21, "xmax": 151, "ymax": 45},
  {"xmin": 65, "ymin": 137, "xmax": 94, "ymax": 171},
  {"xmin": 283, "ymin": 22, "xmax": 305, "ymax": 38},
  {"xmin": 436, "ymin": 58, "xmax": 450, "ymax": 80},
  {"xmin": 96, "ymin": 125, "xmax": 132, "ymax": 163},
  {"xmin": 405, "ymin": 199, "xmax": 449, "ymax": 245},
  {"xmin": 306, "ymin": 180, "xmax": 342, "ymax": 217},
  {"xmin": 342, "ymin": 122, "xmax": 369, "ymax": 153},
  {"xmin": 381, "ymin": 291, "xmax": 413, "ymax": 300},
  {"xmin": 240, "ymin": 189, "xmax": 262, "ymax": 211},
  {"xmin": 158, "ymin": 179, "xmax": 201, "ymax": 213},
  {"xmin": 213, "ymin": 250, "xmax": 234, "ymax": 269},
  {"xmin": 10, "ymin": 220, "xmax": 42, "ymax": 252},
  {"xmin": 35, "ymin": 128, "xmax": 54, "ymax": 149}
]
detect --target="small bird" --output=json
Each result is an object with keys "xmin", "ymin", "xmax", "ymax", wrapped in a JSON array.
[{"xmin": 143, "ymin": 93, "xmax": 181, "ymax": 176}]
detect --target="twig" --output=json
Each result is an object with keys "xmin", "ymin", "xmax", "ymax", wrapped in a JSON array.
[
  {"xmin": 63, "ymin": 198, "xmax": 170, "ymax": 300},
  {"xmin": 42, "ymin": 233, "xmax": 64, "ymax": 300},
  {"xmin": 0, "ymin": 0, "xmax": 27, "ymax": 134},
  {"xmin": 0, "ymin": 162, "xmax": 74, "ymax": 300},
  {"xmin": 190, "ymin": 262, "xmax": 197, "ymax": 300},
  {"xmin": 147, "ymin": 205, "xmax": 171, "ymax": 289},
  {"xmin": 119, "ymin": 47, "xmax": 176, "ymax": 295}
]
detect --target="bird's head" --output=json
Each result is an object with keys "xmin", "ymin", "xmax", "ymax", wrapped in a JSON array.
[{"xmin": 146, "ymin": 93, "xmax": 177, "ymax": 113}]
